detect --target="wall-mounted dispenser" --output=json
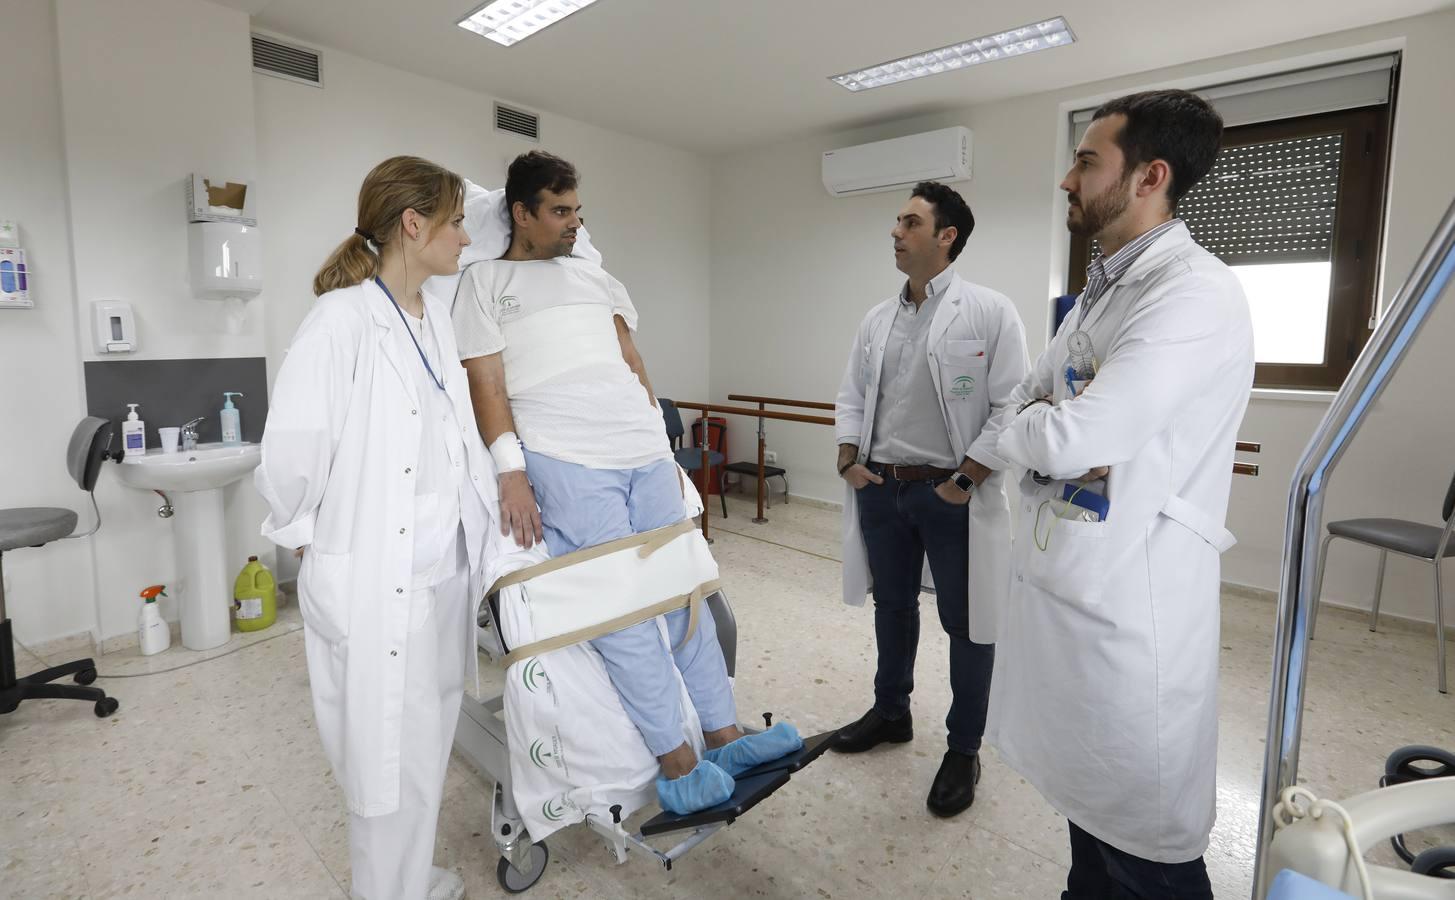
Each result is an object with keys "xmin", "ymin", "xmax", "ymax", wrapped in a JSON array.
[
  {"xmin": 92, "ymin": 300, "xmax": 136, "ymax": 353},
  {"xmin": 188, "ymin": 221, "xmax": 263, "ymax": 298}
]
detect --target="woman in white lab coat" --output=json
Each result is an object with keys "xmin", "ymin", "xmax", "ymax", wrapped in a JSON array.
[{"xmin": 256, "ymin": 156, "xmax": 497, "ymax": 900}]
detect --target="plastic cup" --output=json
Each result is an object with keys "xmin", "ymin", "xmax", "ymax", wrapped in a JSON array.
[{"xmin": 159, "ymin": 427, "xmax": 180, "ymax": 454}]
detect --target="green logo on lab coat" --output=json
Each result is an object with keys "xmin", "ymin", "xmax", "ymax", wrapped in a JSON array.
[{"xmin": 950, "ymin": 375, "xmax": 976, "ymax": 396}]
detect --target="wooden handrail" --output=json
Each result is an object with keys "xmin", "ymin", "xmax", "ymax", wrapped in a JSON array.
[
  {"xmin": 672, "ymin": 402, "xmax": 834, "ymax": 426},
  {"xmin": 676, "ymin": 398, "xmax": 1260, "ymax": 542},
  {"xmin": 726, "ymin": 394, "xmax": 836, "ymax": 412},
  {"xmin": 671, "ymin": 400, "xmax": 834, "ymax": 537}
]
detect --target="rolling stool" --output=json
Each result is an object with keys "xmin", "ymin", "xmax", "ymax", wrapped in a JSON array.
[{"xmin": 0, "ymin": 417, "xmax": 120, "ymax": 719}]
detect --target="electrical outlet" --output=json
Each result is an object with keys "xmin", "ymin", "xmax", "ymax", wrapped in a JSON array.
[{"xmin": 764, "ymin": 450, "xmax": 778, "ymax": 464}]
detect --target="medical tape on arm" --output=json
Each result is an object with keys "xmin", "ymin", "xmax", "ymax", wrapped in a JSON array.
[{"xmin": 490, "ymin": 431, "xmax": 526, "ymax": 474}]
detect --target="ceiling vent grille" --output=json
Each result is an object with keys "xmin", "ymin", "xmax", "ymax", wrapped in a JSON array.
[
  {"xmin": 495, "ymin": 103, "xmax": 540, "ymax": 142},
  {"xmin": 252, "ymin": 34, "xmax": 322, "ymax": 88}
]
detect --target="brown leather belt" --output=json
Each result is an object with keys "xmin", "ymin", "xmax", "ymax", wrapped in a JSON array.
[{"xmin": 867, "ymin": 461, "xmax": 955, "ymax": 482}]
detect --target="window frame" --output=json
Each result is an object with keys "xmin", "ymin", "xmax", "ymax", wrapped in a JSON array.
[{"xmin": 1066, "ymin": 104, "xmax": 1393, "ymax": 391}]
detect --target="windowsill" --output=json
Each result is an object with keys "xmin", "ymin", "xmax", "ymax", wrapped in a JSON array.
[{"xmin": 1250, "ymin": 387, "xmax": 1336, "ymax": 403}]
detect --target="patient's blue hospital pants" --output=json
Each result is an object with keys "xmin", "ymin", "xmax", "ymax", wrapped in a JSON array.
[
  {"xmin": 523, "ymin": 449, "xmax": 739, "ymax": 758},
  {"xmin": 856, "ymin": 472, "xmax": 995, "ymax": 756}
]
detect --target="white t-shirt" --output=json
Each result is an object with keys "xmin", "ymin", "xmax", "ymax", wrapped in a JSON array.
[{"xmin": 452, "ymin": 257, "xmax": 671, "ymax": 470}]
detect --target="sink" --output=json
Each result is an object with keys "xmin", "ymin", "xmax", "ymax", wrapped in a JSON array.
[
  {"xmin": 117, "ymin": 442, "xmax": 261, "ymax": 493},
  {"xmin": 113, "ymin": 442, "xmax": 262, "ymax": 651}
]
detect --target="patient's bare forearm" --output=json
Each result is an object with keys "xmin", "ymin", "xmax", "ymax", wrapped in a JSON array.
[
  {"xmin": 615, "ymin": 314, "xmax": 658, "ymax": 406},
  {"xmin": 463, "ymin": 355, "xmax": 517, "ymax": 445}
]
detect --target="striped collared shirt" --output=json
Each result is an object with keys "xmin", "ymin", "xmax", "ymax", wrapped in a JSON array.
[{"xmin": 1080, "ymin": 218, "xmax": 1183, "ymax": 318}]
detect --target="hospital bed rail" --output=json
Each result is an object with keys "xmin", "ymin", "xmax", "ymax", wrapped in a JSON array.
[{"xmin": 1254, "ymin": 195, "xmax": 1455, "ymax": 898}]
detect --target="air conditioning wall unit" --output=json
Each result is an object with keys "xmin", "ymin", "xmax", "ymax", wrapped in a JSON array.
[{"xmin": 822, "ymin": 126, "xmax": 972, "ymax": 198}]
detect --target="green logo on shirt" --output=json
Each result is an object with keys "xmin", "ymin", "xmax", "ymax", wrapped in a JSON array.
[
  {"xmin": 499, "ymin": 295, "xmax": 521, "ymax": 320},
  {"xmin": 951, "ymin": 375, "xmax": 976, "ymax": 396}
]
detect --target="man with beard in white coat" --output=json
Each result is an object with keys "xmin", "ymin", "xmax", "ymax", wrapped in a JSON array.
[
  {"xmin": 985, "ymin": 90, "xmax": 1254, "ymax": 898},
  {"xmin": 833, "ymin": 181, "xmax": 1028, "ymax": 818}
]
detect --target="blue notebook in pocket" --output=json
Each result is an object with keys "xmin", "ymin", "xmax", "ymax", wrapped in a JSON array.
[{"xmin": 1062, "ymin": 484, "xmax": 1110, "ymax": 522}]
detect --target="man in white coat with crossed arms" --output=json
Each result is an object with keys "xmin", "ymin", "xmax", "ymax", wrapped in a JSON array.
[{"xmin": 986, "ymin": 90, "xmax": 1254, "ymax": 898}]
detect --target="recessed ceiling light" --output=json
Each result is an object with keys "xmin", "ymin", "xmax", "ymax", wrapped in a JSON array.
[
  {"xmin": 457, "ymin": 0, "xmax": 601, "ymax": 47},
  {"xmin": 830, "ymin": 17, "xmax": 1076, "ymax": 92}
]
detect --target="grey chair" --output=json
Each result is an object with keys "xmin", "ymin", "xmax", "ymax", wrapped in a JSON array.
[
  {"xmin": 0, "ymin": 417, "xmax": 121, "ymax": 718},
  {"xmin": 1310, "ymin": 470, "xmax": 1455, "ymax": 693},
  {"xmin": 659, "ymin": 398, "xmax": 726, "ymax": 518}
]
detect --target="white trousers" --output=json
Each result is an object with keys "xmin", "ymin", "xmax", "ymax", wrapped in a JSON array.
[{"xmin": 348, "ymin": 568, "xmax": 470, "ymax": 900}]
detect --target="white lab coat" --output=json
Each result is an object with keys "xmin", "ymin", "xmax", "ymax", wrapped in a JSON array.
[
  {"xmin": 984, "ymin": 222, "xmax": 1254, "ymax": 863},
  {"xmin": 256, "ymin": 280, "xmax": 499, "ymax": 818},
  {"xmin": 835, "ymin": 270, "xmax": 1029, "ymax": 643}
]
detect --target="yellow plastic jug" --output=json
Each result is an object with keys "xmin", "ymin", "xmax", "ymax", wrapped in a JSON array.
[{"xmin": 233, "ymin": 556, "xmax": 277, "ymax": 632}]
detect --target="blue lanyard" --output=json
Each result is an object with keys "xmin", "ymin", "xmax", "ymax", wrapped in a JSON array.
[{"xmin": 375, "ymin": 276, "xmax": 445, "ymax": 392}]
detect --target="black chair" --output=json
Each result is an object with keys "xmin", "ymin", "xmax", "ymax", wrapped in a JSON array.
[
  {"xmin": 659, "ymin": 398, "xmax": 726, "ymax": 518},
  {"xmin": 1, "ymin": 417, "xmax": 121, "ymax": 718},
  {"xmin": 1310, "ymin": 468, "xmax": 1454, "ymax": 693}
]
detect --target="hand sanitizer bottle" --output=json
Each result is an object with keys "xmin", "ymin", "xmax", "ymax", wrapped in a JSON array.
[
  {"xmin": 220, "ymin": 392, "xmax": 244, "ymax": 446},
  {"xmin": 122, "ymin": 403, "xmax": 146, "ymax": 456}
]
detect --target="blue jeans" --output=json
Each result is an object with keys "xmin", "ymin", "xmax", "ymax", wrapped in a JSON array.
[
  {"xmin": 523, "ymin": 449, "xmax": 738, "ymax": 758},
  {"xmin": 1063, "ymin": 822, "xmax": 1212, "ymax": 899},
  {"xmin": 856, "ymin": 470, "xmax": 994, "ymax": 755}
]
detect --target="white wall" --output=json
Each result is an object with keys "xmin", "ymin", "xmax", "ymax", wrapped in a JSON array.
[
  {"xmin": 254, "ymin": 37, "xmax": 713, "ymax": 404},
  {"xmin": 0, "ymin": 0, "xmax": 95, "ymax": 644},
  {"xmin": 50, "ymin": 0, "xmax": 275, "ymax": 642},
  {"xmin": 2, "ymin": 0, "xmax": 712, "ymax": 645},
  {"xmin": 709, "ymin": 10, "xmax": 1455, "ymax": 626}
]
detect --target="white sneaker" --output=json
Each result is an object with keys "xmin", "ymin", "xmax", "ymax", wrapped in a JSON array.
[{"xmin": 427, "ymin": 866, "xmax": 465, "ymax": 900}]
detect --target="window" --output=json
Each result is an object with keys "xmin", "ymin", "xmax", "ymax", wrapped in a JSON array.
[{"xmin": 1068, "ymin": 102, "xmax": 1394, "ymax": 390}]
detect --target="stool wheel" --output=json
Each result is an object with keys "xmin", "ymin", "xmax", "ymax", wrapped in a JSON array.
[
  {"xmin": 94, "ymin": 697, "xmax": 119, "ymax": 718},
  {"xmin": 74, "ymin": 667, "xmax": 97, "ymax": 686}
]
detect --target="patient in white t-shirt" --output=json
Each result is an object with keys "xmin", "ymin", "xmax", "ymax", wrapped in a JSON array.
[{"xmin": 454, "ymin": 151, "xmax": 801, "ymax": 815}]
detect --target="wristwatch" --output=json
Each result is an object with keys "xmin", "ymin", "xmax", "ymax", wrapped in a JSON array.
[{"xmin": 951, "ymin": 471, "xmax": 974, "ymax": 494}]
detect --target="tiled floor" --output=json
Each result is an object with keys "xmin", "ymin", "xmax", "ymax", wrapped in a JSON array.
[{"xmin": 2, "ymin": 493, "xmax": 1452, "ymax": 898}]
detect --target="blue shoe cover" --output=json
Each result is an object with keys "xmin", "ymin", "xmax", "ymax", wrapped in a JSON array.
[
  {"xmin": 656, "ymin": 759, "xmax": 735, "ymax": 815},
  {"xmin": 704, "ymin": 722, "xmax": 804, "ymax": 777}
]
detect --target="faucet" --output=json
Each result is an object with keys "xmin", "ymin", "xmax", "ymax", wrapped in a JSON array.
[{"xmin": 181, "ymin": 417, "xmax": 206, "ymax": 451}]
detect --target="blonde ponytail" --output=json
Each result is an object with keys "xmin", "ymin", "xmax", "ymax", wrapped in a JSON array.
[
  {"xmin": 313, "ymin": 231, "xmax": 379, "ymax": 296},
  {"xmin": 311, "ymin": 156, "xmax": 465, "ymax": 297}
]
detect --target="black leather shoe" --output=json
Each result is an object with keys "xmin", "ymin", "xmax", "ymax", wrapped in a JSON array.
[
  {"xmin": 830, "ymin": 708, "xmax": 913, "ymax": 753},
  {"xmin": 926, "ymin": 750, "xmax": 981, "ymax": 817}
]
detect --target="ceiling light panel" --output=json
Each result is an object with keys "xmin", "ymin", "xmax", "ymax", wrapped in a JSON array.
[
  {"xmin": 831, "ymin": 17, "xmax": 1076, "ymax": 92},
  {"xmin": 458, "ymin": 0, "xmax": 600, "ymax": 47}
]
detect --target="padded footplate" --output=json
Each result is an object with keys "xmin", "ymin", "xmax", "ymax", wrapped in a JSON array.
[
  {"xmin": 733, "ymin": 728, "xmax": 838, "ymax": 780},
  {"xmin": 637, "ymin": 730, "xmax": 838, "ymax": 838}
]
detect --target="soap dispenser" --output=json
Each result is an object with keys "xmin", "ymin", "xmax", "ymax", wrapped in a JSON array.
[
  {"xmin": 220, "ymin": 392, "xmax": 244, "ymax": 445},
  {"xmin": 122, "ymin": 403, "xmax": 146, "ymax": 456}
]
